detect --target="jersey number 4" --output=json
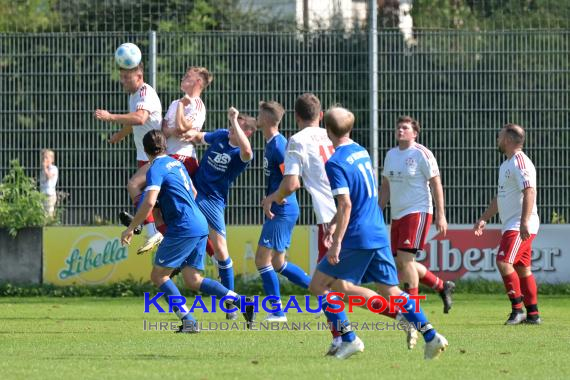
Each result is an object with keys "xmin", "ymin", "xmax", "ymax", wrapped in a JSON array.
[{"xmin": 358, "ymin": 161, "xmax": 377, "ymax": 198}]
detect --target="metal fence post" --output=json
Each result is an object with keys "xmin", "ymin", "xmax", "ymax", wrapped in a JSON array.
[
  {"xmin": 149, "ymin": 30, "xmax": 157, "ymax": 89},
  {"xmin": 369, "ymin": 0, "xmax": 379, "ymax": 178}
]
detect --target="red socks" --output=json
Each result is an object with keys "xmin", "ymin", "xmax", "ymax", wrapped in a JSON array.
[
  {"xmin": 420, "ymin": 271, "xmax": 444, "ymax": 292},
  {"xmin": 502, "ymin": 271, "xmax": 523, "ymax": 310},
  {"xmin": 519, "ymin": 274, "xmax": 539, "ymax": 315}
]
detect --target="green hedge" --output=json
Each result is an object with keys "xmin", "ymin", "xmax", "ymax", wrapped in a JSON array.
[{"xmin": 1, "ymin": 277, "xmax": 569, "ymax": 297}]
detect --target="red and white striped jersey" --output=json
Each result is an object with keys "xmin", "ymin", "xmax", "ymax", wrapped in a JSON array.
[
  {"xmin": 283, "ymin": 126, "xmax": 336, "ymax": 224},
  {"xmin": 128, "ymin": 83, "xmax": 162, "ymax": 161},
  {"xmin": 382, "ymin": 143, "xmax": 440, "ymax": 219},
  {"xmin": 163, "ymin": 97, "xmax": 206, "ymax": 157},
  {"xmin": 498, "ymin": 151, "xmax": 540, "ymax": 233}
]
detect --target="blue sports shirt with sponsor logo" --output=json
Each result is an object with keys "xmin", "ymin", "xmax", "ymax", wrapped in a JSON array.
[{"xmin": 194, "ymin": 129, "xmax": 251, "ymax": 204}]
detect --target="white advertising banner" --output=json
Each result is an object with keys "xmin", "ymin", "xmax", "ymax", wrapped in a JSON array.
[{"xmin": 417, "ymin": 224, "xmax": 567, "ymax": 284}]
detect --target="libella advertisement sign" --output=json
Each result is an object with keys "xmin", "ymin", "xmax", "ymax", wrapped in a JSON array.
[
  {"xmin": 416, "ymin": 225, "xmax": 567, "ymax": 284},
  {"xmin": 43, "ymin": 226, "xmax": 311, "ymax": 285},
  {"xmin": 43, "ymin": 227, "xmax": 153, "ymax": 285}
]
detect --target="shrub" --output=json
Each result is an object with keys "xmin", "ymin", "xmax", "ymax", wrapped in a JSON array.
[{"xmin": 0, "ymin": 160, "xmax": 47, "ymax": 237}]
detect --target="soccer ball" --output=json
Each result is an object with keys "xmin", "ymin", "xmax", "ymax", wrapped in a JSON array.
[{"xmin": 114, "ymin": 43, "xmax": 142, "ymax": 69}]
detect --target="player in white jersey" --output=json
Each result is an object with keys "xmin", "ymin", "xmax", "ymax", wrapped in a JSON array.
[
  {"xmin": 163, "ymin": 67, "xmax": 211, "ymax": 179},
  {"xmin": 474, "ymin": 124, "xmax": 541, "ymax": 325},
  {"xmin": 380, "ymin": 116, "xmax": 454, "ymax": 314},
  {"xmin": 94, "ymin": 62, "xmax": 163, "ymax": 251},
  {"xmin": 262, "ymin": 94, "xmax": 412, "ymax": 353},
  {"xmin": 262, "ymin": 93, "xmax": 336, "ymax": 262}
]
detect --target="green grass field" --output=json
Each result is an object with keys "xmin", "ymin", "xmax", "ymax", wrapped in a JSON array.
[{"xmin": 1, "ymin": 294, "xmax": 569, "ymax": 380}]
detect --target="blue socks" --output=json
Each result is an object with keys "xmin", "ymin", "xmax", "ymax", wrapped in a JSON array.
[
  {"xmin": 322, "ymin": 294, "xmax": 355, "ymax": 342},
  {"xmin": 258, "ymin": 265, "xmax": 284, "ymax": 316},
  {"xmin": 217, "ymin": 258, "xmax": 235, "ymax": 291},
  {"xmin": 399, "ymin": 292, "xmax": 436, "ymax": 342},
  {"xmin": 159, "ymin": 279, "xmax": 195, "ymax": 322},
  {"xmin": 199, "ymin": 278, "xmax": 241, "ymax": 308},
  {"xmin": 277, "ymin": 262, "xmax": 310, "ymax": 289}
]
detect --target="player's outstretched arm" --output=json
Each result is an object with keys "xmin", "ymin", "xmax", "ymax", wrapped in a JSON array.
[
  {"xmin": 174, "ymin": 96, "xmax": 195, "ymax": 134},
  {"xmin": 379, "ymin": 176, "xmax": 390, "ymax": 210},
  {"xmin": 473, "ymin": 196, "xmax": 498, "ymax": 236},
  {"xmin": 228, "ymin": 107, "xmax": 253, "ymax": 162},
  {"xmin": 94, "ymin": 109, "xmax": 149, "ymax": 126},
  {"xmin": 121, "ymin": 190, "xmax": 158, "ymax": 246},
  {"xmin": 261, "ymin": 175, "xmax": 300, "ymax": 219},
  {"xmin": 180, "ymin": 129, "xmax": 206, "ymax": 144},
  {"xmin": 429, "ymin": 175, "xmax": 448, "ymax": 237}
]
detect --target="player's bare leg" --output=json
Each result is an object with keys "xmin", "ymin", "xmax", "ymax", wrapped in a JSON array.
[{"xmin": 396, "ymin": 250, "xmax": 420, "ymax": 295}]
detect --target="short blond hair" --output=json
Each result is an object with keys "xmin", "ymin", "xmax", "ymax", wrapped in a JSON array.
[
  {"xmin": 41, "ymin": 149, "xmax": 55, "ymax": 161},
  {"xmin": 324, "ymin": 107, "xmax": 355, "ymax": 138},
  {"xmin": 187, "ymin": 66, "xmax": 213, "ymax": 90}
]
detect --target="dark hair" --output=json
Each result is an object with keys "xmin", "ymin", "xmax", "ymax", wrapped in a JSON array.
[
  {"xmin": 503, "ymin": 123, "xmax": 525, "ymax": 145},
  {"xmin": 143, "ymin": 130, "xmax": 167, "ymax": 156},
  {"xmin": 397, "ymin": 115, "xmax": 420, "ymax": 134},
  {"xmin": 294, "ymin": 93, "xmax": 321, "ymax": 122},
  {"xmin": 324, "ymin": 107, "xmax": 355, "ymax": 138},
  {"xmin": 259, "ymin": 100, "xmax": 285, "ymax": 125}
]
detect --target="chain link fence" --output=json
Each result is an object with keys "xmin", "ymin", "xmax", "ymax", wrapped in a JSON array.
[{"xmin": 1, "ymin": 30, "xmax": 568, "ymax": 226}]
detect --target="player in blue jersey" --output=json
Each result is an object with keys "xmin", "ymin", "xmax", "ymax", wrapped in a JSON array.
[
  {"xmin": 184, "ymin": 107, "xmax": 257, "ymax": 319},
  {"xmin": 255, "ymin": 101, "xmax": 312, "ymax": 322},
  {"xmin": 120, "ymin": 130, "xmax": 256, "ymax": 332},
  {"xmin": 308, "ymin": 106, "xmax": 448, "ymax": 359}
]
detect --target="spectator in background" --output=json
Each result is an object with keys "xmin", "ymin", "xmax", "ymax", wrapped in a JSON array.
[{"xmin": 40, "ymin": 149, "xmax": 58, "ymax": 218}]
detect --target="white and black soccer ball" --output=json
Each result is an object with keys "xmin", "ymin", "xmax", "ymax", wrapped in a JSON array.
[{"xmin": 114, "ymin": 43, "xmax": 142, "ymax": 69}]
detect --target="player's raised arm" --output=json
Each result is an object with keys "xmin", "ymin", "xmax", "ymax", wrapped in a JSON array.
[{"xmin": 228, "ymin": 107, "xmax": 253, "ymax": 162}]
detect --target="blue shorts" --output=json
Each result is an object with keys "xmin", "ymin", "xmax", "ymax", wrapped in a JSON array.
[
  {"xmin": 258, "ymin": 213, "xmax": 298, "ymax": 253},
  {"xmin": 154, "ymin": 235, "xmax": 208, "ymax": 270},
  {"xmin": 316, "ymin": 246, "xmax": 399, "ymax": 286},
  {"xmin": 196, "ymin": 195, "xmax": 226, "ymax": 238}
]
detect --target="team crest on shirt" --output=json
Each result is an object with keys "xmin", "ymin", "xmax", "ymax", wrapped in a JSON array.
[
  {"xmin": 504, "ymin": 169, "xmax": 511, "ymax": 178},
  {"xmin": 405, "ymin": 157, "xmax": 417, "ymax": 170},
  {"xmin": 263, "ymin": 157, "xmax": 270, "ymax": 176}
]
